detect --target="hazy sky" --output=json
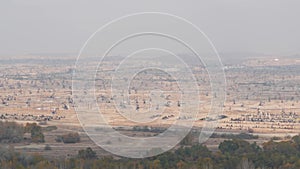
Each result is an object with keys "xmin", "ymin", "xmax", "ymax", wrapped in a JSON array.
[{"xmin": 0, "ymin": 0, "xmax": 299, "ymax": 56}]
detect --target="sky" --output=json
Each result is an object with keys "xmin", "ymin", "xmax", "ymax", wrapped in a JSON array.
[{"xmin": 0, "ymin": 0, "xmax": 299, "ymax": 57}]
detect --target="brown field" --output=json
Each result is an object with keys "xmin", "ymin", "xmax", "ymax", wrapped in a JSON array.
[{"xmin": 1, "ymin": 55, "xmax": 300, "ymax": 157}]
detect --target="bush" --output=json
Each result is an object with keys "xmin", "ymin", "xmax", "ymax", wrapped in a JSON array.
[
  {"xmin": 24, "ymin": 123, "xmax": 36, "ymax": 133},
  {"xmin": 211, "ymin": 133, "xmax": 258, "ymax": 140},
  {"xmin": 271, "ymin": 136, "xmax": 282, "ymax": 140},
  {"xmin": 55, "ymin": 136, "xmax": 62, "ymax": 142},
  {"xmin": 24, "ymin": 123, "xmax": 45, "ymax": 143},
  {"xmin": 42, "ymin": 126, "xmax": 57, "ymax": 132},
  {"xmin": 219, "ymin": 140, "xmax": 239, "ymax": 154},
  {"xmin": 31, "ymin": 125, "xmax": 45, "ymax": 143},
  {"xmin": 78, "ymin": 147, "xmax": 97, "ymax": 159},
  {"xmin": 180, "ymin": 131, "xmax": 194, "ymax": 145},
  {"xmin": 59, "ymin": 132, "xmax": 80, "ymax": 144},
  {"xmin": 44, "ymin": 144, "xmax": 52, "ymax": 151},
  {"xmin": 0, "ymin": 121, "xmax": 24, "ymax": 143}
]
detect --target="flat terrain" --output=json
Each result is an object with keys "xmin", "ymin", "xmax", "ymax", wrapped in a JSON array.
[{"xmin": 1, "ymin": 54, "xmax": 300, "ymax": 157}]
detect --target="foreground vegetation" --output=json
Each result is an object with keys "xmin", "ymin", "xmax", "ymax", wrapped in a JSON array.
[
  {"xmin": 0, "ymin": 121, "xmax": 44, "ymax": 143},
  {"xmin": 2, "ymin": 121, "xmax": 300, "ymax": 168},
  {"xmin": 2, "ymin": 136, "xmax": 300, "ymax": 169}
]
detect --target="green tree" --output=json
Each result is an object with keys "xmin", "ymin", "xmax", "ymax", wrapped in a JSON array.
[
  {"xmin": 219, "ymin": 140, "xmax": 239, "ymax": 154},
  {"xmin": 31, "ymin": 125, "xmax": 44, "ymax": 143}
]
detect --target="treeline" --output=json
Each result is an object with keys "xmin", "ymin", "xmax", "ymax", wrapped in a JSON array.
[
  {"xmin": 56, "ymin": 132, "xmax": 80, "ymax": 143},
  {"xmin": 0, "ymin": 121, "xmax": 79, "ymax": 144},
  {"xmin": 211, "ymin": 132, "xmax": 259, "ymax": 140},
  {"xmin": 0, "ymin": 121, "xmax": 24, "ymax": 143},
  {"xmin": 2, "ymin": 135, "xmax": 300, "ymax": 169},
  {"xmin": 1, "ymin": 121, "xmax": 300, "ymax": 168},
  {"xmin": 0, "ymin": 121, "xmax": 44, "ymax": 143}
]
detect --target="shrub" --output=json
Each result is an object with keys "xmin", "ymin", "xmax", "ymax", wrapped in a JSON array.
[
  {"xmin": 60, "ymin": 132, "xmax": 80, "ymax": 144},
  {"xmin": 55, "ymin": 136, "xmax": 62, "ymax": 142},
  {"xmin": 24, "ymin": 123, "xmax": 37, "ymax": 133},
  {"xmin": 211, "ymin": 133, "xmax": 258, "ymax": 140},
  {"xmin": 42, "ymin": 126, "xmax": 57, "ymax": 132},
  {"xmin": 0, "ymin": 121, "xmax": 24, "ymax": 143},
  {"xmin": 219, "ymin": 140, "xmax": 239, "ymax": 154},
  {"xmin": 31, "ymin": 125, "xmax": 45, "ymax": 143},
  {"xmin": 44, "ymin": 144, "xmax": 52, "ymax": 151},
  {"xmin": 180, "ymin": 131, "xmax": 194, "ymax": 145},
  {"xmin": 78, "ymin": 147, "xmax": 97, "ymax": 159}
]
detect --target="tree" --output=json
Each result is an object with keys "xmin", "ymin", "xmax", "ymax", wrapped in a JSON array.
[
  {"xmin": 198, "ymin": 157, "xmax": 213, "ymax": 169},
  {"xmin": 24, "ymin": 123, "xmax": 45, "ymax": 143},
  {"xmin": 31, "ymin": 125, "xmax": 44, "ymax": 143},
  {"xmin": 219, "ymin": 140, "xmax": 239, "ymax": 154},
  {"xmin": 78, "ymin": 147, "xmax": 97, "ymax": 159},
  {"xmin": 151, "ymin": 159, "xmax": 162, "ymax": 169},
  {"xmin": 0, "ymin": 121, "xmax": 24, "ymax": 143},
  {"xmin": 180, "ymin": 131, "xmax": 194, "ymax": 145},
  {"xmin": 236, "ymin": 157, "xmax": 255, "ymax": 169}
]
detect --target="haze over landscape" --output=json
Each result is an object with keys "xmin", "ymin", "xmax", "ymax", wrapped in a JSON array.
[
  {"xmin": 1, "ymin": 0, "xmax": 299, "ymax": 56},
  {"xmin": 0, "ymin": 1, "xmax": 300, "ymax": 169}
]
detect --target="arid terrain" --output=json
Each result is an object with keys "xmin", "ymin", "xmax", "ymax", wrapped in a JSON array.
[{"xmin": 1, "ymin": 54, "xmax": 300, "ymax": 158}]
